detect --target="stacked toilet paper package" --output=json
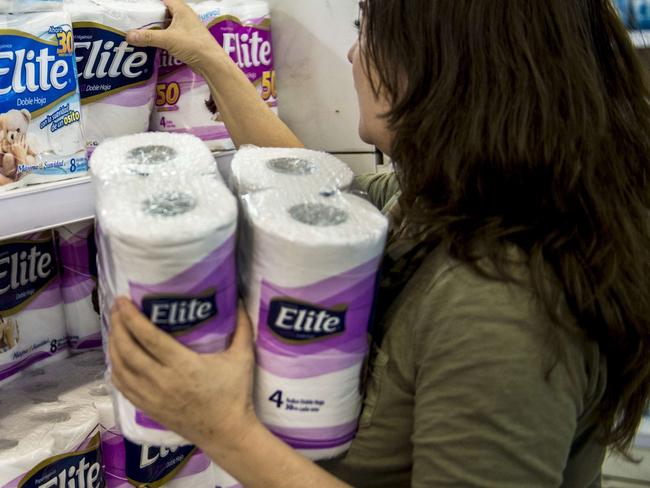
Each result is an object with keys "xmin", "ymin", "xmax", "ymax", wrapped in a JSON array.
[
  {"xmin": 153, "ymin": 0, "xmax": 276, "ymax": 151},
  {"xmin": 56, "ymin": 221, "xmax": 102, "ymax": 351},
  {"xmin": 0, "ymin": 2, "xmax": 88, "ymax": 191},
  {"xmin": 232, "ymin": 146, "xmax": 387, "ymax": 460},
  {"xmin": 92, "ymin": 131, "xmax": 241, "ymax": 486},
  {"xmin": 64, "ymin": 0, "xmax": 167, "ymax": 152}
]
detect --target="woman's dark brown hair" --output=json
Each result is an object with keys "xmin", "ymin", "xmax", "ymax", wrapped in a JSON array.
[{"xmin": 363, "ymin": 0, "xmax": 650, "ymax": 451}]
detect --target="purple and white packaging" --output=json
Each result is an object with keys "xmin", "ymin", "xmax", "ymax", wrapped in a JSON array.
[
  {"xmin": 95, "ymin": 158, "xmax": 238, "ymax": 446},
  {"xmin": 240, "ymin": 190, "xmax": 388, "ymax": 460},
  {"xmin": 152, "ymin": 0, "xmax": 277, "ymax": 151},
  {"xmin": 56, "ymin": 220, "xmax": 101, "ymax": 351},
  {"xmin": 0, "ymin": 231, "xmax": 69, "ymax": 386},
  {"xmin": 65, "ymin": 0, "xmax": 167, "ymax": 153}
]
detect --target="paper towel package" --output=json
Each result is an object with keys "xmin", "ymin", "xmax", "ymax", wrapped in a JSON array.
[
  {"xmin": 90, "ymin": 132, "xmax": 218, "ymax": 185},
  {"xmin": 64, "ymin": 0, "xmax": 167, "ymax": 152},
  {"xmin": 0, "ymin": 11, "xmax": 87, "ymax": 190},
  {"xmin": 56, "ymin": 221, "xmax": 102, "ymax": 351},
  {"xmin": 0, "ymin": 401, "xmax": 103, "ymax": 488},
  {"xmin": 231, "ymin": 146, "xmax": 354, "ymax": 195},
  {"xmin": 0, "ymin": 231, "xmax": 69, "ymax": 386},
  {"xmin": 239, "ymin": 190, "xmax": 388, "ymax": 460},
  {"xmin": 152, "ymin": 1, "xmax": 277, "ymax": 151},
  {"xmin": 95, "ymin": 166, "xmax": 239, "ymax": 446}
]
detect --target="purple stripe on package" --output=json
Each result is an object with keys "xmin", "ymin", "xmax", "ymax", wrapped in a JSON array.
[
  {"xmin": 129, "ymin": 236, "xmax": 237, "ymax": 429},
  {"xmin": 257, "ymin": 258, "xmax": 379, "ymax": 369}
]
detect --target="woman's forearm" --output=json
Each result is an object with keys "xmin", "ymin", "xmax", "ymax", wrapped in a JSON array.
[
  {"xmin": 202, "ymin": 420, "xmax": 352, "ymax": 488},
  {"xmin": 198, "ymin": 46, "xmax": 304, "ymax": 149}
]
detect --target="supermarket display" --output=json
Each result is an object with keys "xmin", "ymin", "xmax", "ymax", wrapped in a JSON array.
[
  {"xmin": 65, "ymin": 0, "xmax": 167, "ymax": 152},
  {"xmin": 0, "ymin": 10, "xmax": 87, "ymax": 191},
  {"xmin": 152, "ymin": 0, "xmax": 276, "ymax": 150},
  {"xmin": 239, "ymin": 189, "xmax": 387, "ymax": 460}
]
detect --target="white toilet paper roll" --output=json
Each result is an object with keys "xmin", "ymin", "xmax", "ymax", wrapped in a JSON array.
[
  {"xmin": 0, "ymin": 402, "xmax": 102, "ymax": 487},
  {"xmin": 90, "ymin": 132, "xmax": 218, "ymax": 184},
  {"xmin": 0, "ymin": 231, "xmax": 69, "ymax": 386},
  {"xmin": 232, "ymin": 146, "xmax": 354, "ymax": 195},
  {"xmin": 96, "ymin": 175, "xmax": 238, "ymax": 446},
  {"xmin": 56, "ymin": 221, "xmax": 102, "ymax": 351},
  {"xmin": 152, "ymin": 1, "xmax": 277, "ymax": 152},
  {"xmin": 64, "ymin": 0, "xmax": 167, "ymax": 151},
  {"xmin": 240, "ymin": 190, "xmax": 387, "ymax": 460}
]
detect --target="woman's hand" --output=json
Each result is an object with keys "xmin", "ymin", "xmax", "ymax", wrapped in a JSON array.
[
  {"xmin": 126, "ymin": 0, "xmax": 226, "ymax": 72},
  {"xmin": 108, "ymin": 297, "xmax": 258, "ymax": 450}
]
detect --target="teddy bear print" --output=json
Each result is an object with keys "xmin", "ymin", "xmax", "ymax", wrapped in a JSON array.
[
  {"xmin": 0, "ymin": 315, "xmax": 18, "ymax": 353},
  {"xmin": 0, "ymin": 109, "xmax": 38, "ymax": 186}
]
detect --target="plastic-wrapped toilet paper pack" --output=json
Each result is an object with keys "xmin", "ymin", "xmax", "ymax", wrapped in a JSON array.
[
  {"xmin": 0, "ymin": 11, "xmax": 87, "ymax": 191},
  {"xmin": 0, "ymin": 402, "xmax": 103, "ymax": 488},
  {"xmin": 0, "ymin": 0, "xmax": 61, "ymax": 12},
  {"xmin": 239, "ymin": 190, "xmax": 388, "ymax": 460},
  {"xmin": 152, "ymin": 1, "xmax": 277, "ymax": 151},
  {"xmin": 64, "ymin": 0, "xmax": 167, "ymax": 152},
  {"xmin": 231, "ymin": 146, "xmax": 354, "ymax": 195},
  {"xmin": 0, "ymin": 231, "xmax": 69, "ymax": 386},
  {"xmin": 56, "ymin": 221, "xmax": 102, "ymax": 351},
  {"xmin": 90, "ymin": 132, "xmax": 218, "ymax": 185},
  {"xmin": 96, "ymin": 173, "xmax": 238, "ymax": 446}
]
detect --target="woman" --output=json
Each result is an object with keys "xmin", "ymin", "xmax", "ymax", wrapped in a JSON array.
[{"xmin": 110, "ymin": 0, "xmax": 650, "ymax": 486}]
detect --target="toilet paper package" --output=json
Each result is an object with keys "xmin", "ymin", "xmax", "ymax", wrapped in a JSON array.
[
  {"xmin": 64, "ymin": 0, "xmax": 167, "ymax": 152},
  {"xmin": 0, "ymin": 402, "xmax": 103, "ymax": 488},
  {"xmin": 239, "ymin": 190, "xmax": 388, "ymax": 460},
  {"xmin": 152, "ymin": 1, "xmax": 277, "ymax": 151},
  {"xmin": 90, "ymin": 132, "xmax": 218, "ymax": 185},
  {"xmin": 90, "ymin": 381, "xmax": 241, "ymax": 488},
  {"xmin": 0, "ymin": 0, "xmax": 62, "ymax": 13},
  {"xmin": 95, "ymin": 169, "xmax": 239, "ymax": 446},
  {"xmin": 56, "ymin": 221, "xmax": 102, "ymax": 351},
  {"xmin": 231, "ymin": 146, "xmax": 354, "ymax": 195},
  {"xmin": 0, "ymin": 11, "xmax": 87, "ymax": 191},
  {"xmin": 0, "ymin": 231, "xmax": 69, "ymax": 386}
]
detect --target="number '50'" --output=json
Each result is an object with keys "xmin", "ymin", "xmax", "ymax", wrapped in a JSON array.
[
  {"xmin": 57, "ymin": 31, "xmax": 73, "ymax": 55},
  {"xmin": 261, "ymin": 70, "xmax": 277, "ymax": 101}
]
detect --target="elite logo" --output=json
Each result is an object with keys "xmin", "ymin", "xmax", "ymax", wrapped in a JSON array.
[
  {"xmin": 125, "ymin": 439, "xmax": 196, "ymax": 487},
  {"xmin": 141, "ymin": 289, "xmax": 218, "ymax": 335},
  {"xmin": 72, "ymin": 24, "xmax": 157, "ymax": 102},
  {"xmin": 268, "ymin": 299, "xmax": 346, "ymax": 342}
]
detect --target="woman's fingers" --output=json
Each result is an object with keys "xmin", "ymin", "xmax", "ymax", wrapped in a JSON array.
[
  {"xmin": 163, "ymin": 0, "xmax": 194, "ymax": 16},
  {"xmin": 115, "ymin": 297, "xmax": 194, "ymax": 366},
  {"xmin": 126, "ymin": 28, "xmax": 169, "ymax": 49},
  {"xmin": 109, "ymin": 307, "xmax": 162, "ymax": 372}
]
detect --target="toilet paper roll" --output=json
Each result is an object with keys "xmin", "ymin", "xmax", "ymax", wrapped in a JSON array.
[
  {"xmin": 90, "ymin": 132, "xmax": 218, "ymax": 185},
  {"xmin": 152, "ymin": 1, "xmax": 276, "ymax": 151},
  {"xmin": 240, "ymin": 190, "xmax": 387, "ymax": 460},
  {"xmin": 0, "ymin": 403, "xmax": 102, "ymax": 487},
  {"xmin": 64, "ymin": 0, "xmax": 167, "ymax": 151},
  {"xmin": 0, "ymin": 11, "xmax": 88, "ymax": 191},
  {"xmin": 231, "ymin": 146, "xmax": 354, "ymax": 195},
  {"xmin": 56, "ymin": 221, "xmax": 102, "ymax": 351},
  {"xmin": 0, "ymin": 231, "xmax": 69, "ymax": 386},
  {"xmin": 96, "ymin": 175, "xmax": 238, "ymax": 446}
]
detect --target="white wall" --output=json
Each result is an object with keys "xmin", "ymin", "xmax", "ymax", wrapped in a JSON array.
[{"xmin": 267, "ymin": 0, "xmax": 378, "ymax": 174}]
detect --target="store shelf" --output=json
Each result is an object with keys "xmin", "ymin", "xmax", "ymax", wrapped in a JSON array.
[
  {"xmin": 0, "ymin": 151, "xmax": 237, "ymax": 241},
  {"xmin": 0, "ymin": 176, "xmax": 94, "ymax": 240}
]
